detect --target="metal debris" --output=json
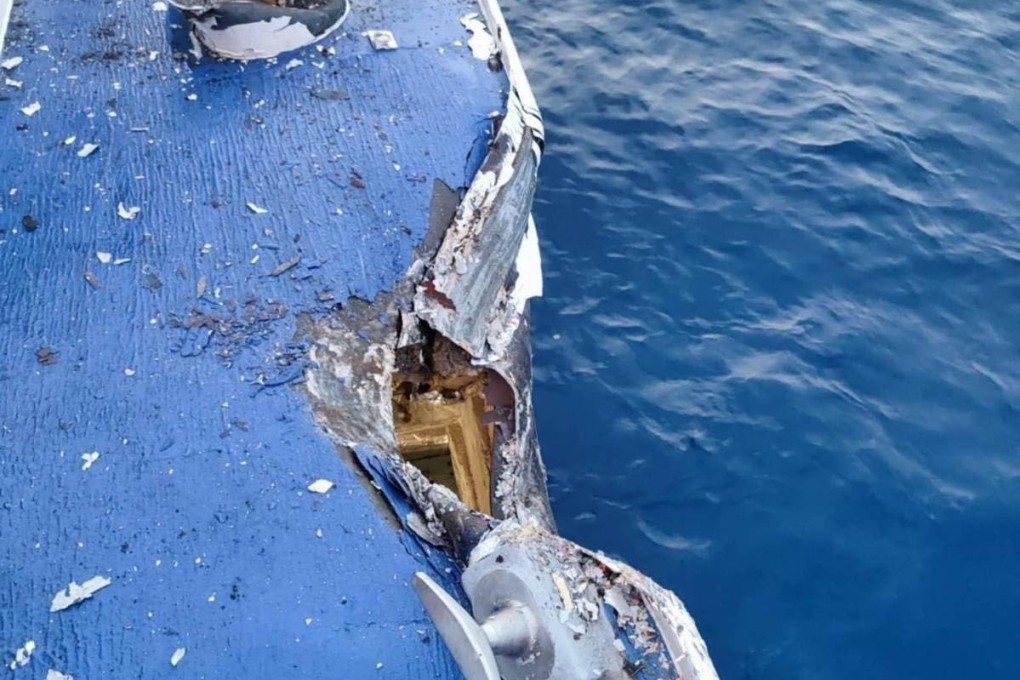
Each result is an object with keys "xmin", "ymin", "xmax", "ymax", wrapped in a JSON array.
[
  {"xmin": 35, "ymin": 347, "xmax": 58, "ymax": 365},
  {"xmin": 77, "ymin": 143, "xmax": 99, "ymax": 158},
  {"xmin": 364, "ymin": 30, "xmax": 398, "ymax": 51},
  {"xmin": 170, "ymin": 647, "xmax": 186, "ymax": 667},
  {"xmin": 81, "ymin": 451, "xmax": 100, "ymax": 470},
  {"xmin": 84, "ymin": 271, "xmax": 101, "ymax": 289},
  {"xmin": 117, "ymin": 202, "xmax": 140, "ymax": 220},
  {"xmin": 50, "ymin": 575, "xmax": 112, "ymax": 612},
  {"xmin": 8, "ymin": 640, "xmax": 35, "ymax": 670},
  {"xmin": 246, "ymin": 202, "xmax": 268, "ymax": 214},
  {"xmin": 307, "ymin": 479, "xmax": 335, "ymax": 494},
  {"xmin": 21, "ymin": 101, "xmax": 41, "ymax": 117},
  {"xmin": 269, "ymin": 255, "xmax": 300, "ymax": 277}
]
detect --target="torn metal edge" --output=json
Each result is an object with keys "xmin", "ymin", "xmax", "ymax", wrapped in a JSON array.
[{"xmin": 0, "ymin": 0, "xmax": 13, "ymax": 56}]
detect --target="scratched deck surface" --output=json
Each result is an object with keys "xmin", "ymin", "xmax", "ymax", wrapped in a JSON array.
[{"xmin": 0, "ymin": 0, "xmax": 505, "ymax": 676}]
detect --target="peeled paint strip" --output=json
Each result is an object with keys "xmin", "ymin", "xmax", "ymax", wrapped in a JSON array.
[{"xmin": 50, "ymin": 575, "xmax": 112, "ymax": 612}]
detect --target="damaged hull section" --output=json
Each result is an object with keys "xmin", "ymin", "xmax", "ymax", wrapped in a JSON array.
[{"xmin": 303, "ymin": 2, "xmax": 721, "ymax": 679}]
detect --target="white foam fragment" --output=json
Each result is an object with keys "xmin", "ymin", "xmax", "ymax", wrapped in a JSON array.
[
  {"xmin": 21, "ymin": 101, "xmax": 41, "ymax": 116},
  {"xmin": 284, "ymin": 58, "xmax": 303, "ymax": 70},
  {"xmin": 50, "ymin": 575, "xmax": 112, "ymax": 612},
  {"xmin": 81, "ymin": 451, "xmax": 100, "ymax": 471},
  {"xmin": 1, "ymin": 56, "xmax": 23, "ymax": 70},
  {"xmin": 307, "ymin": 479, "xmax": 335, "ymax": 494},
  {"xmin": 63, "ymin": 135, "xmax": 76, "ymax": 146},
  {"xmin": 246, "ymin": 202, "xmax": 268, "ymax": 214},
  {"xmin": 117, "ymin": 202, "xmax": 140, "ymax": 220},
  {"xmin": 185, "ymin": 93, "xmax": 198, "ymax": 101},
  {"xmin": 124, "ymin": 368, "xmax": 136, "ymax": 377},
  {"xmin": 46, "ymin": 670, "xmax": 73, "ymax": 680},
  {"xmin": 170, "ymin": 648, "xmax": 186, "ymax": 667},
  {"xmin": 5, "ymin": 78, "xmax": 21, "ymax": 88},
  {"xmin": 460, "ymin": 14, "xmax": 495, "ymax": 60},
  {"xmin": 152, "ymin": 1, "xmax": 168, "ymax": 10},
  {"xmin": 96, "ymin": 251, "xmax": 112, "ymax": 264},
  {"xmin": 77, "ymin": 143, "xmax": 99, "ymax": 158}
]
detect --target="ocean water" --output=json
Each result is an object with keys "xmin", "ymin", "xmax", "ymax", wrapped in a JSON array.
[{"xmin": 507, "ymin": 1, "xmax": 1020, "ymax": 678}]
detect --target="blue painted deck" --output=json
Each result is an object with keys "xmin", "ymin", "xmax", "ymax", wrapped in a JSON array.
[{"xmin": 0, "ymin": 0, "xmax": 507, "ymax": 676}]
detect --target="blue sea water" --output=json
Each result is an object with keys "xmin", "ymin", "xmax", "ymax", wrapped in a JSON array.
[{"xmin": 508, "ymin": 1, "xmax": 1020, "ymax": 677}]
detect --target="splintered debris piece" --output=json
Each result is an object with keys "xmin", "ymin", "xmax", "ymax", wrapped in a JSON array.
[
  {"xmin": 246, "ymin": 202, "xmax": 268, "ymax": 214},
  {"xmin": 46, "ymin": 671, "xmax": 73, "ymax": 680},
  {"xmin": 117, "ymin": 202, "xmax": 140, "ymax": 220},
  {"xmin": 269, "ymin": 255, "xmax": 301, "ymax": 277},
  {"xmin": 170, "ymin": 647, "xmax": 186, "ymax": 667},
  {"xmin": 552, "ymin": 572, "xmax": 574, "ymax": 612},
  {"xmin": 96, "ymin": 251, "xmax": 112, "ymax": 264},
  {"xmin": 84, "ymin": 271, "xmax": 101, "ymax": 289},
  {"xmin": 21, "ymin": 101, "xmax": 41, "ymax": 116},
  {"xmin": 307, "ymin": 479, "xmax": 335, "ymax": 494},
  {"xmin": 81, "ymin": 451, "xmax": 100, "ymax": 470},
  {"xmin": 35, "ymin": 347, "xmax": 58, "ymax": 365},
  {"xmin": 1, "ymin": 56, "xmax": 24, "ymax": 70},
  {"xmin": 77, "ymin": 143, "xmax": 99, "ymax": 158},
  {"xmin": 364, "ymin": 30, "xmax": 398, "ymax": 50},
  {"xmin": 9, "ymin": 640, "xmax": 35, "ymax": 669},
  {"xmin": 50, "ymin": 575, "xmax": 112, "ymax": 612}
]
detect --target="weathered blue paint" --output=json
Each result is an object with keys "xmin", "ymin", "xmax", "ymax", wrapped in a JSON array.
[{"xmin": 0, "ymin": 0, "xmax": 506, "ymax": 676}]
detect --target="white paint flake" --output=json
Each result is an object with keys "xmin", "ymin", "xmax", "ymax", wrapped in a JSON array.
[
  {"xmin": 50, "ymin": 575, "xmax": 111, "ymax": 612},
  {"xmin": 77, "ymin": 143, "xmax": 99, "ymax": 158},
  {"xmin": 307, "ymin": 479, "xmax": 335, "ymax": 494},
  {"xmin": 45, "ymin": 671, "xmax": 73, "ymax": 680},
  {"xmin": 1, "ymin": 56, "xmax": 23, "ymax": 71},
  {"xmin": 81, "ymin": 451, "xmax": 100, "ymax": 470},
  {"xmin": 8, "ymin": 640, "xmax": 35, "ymax": 670},
  {"xmin": 114, "ymin": 257, "xmax": 131, "ymax": 265},
  {"xmin": 170, "ymin": 648, "xmax": 186, "ymax": 667},
  {"xmin": 96, "ymin": 251, "xmax": 112, "ymax": 264},
  {"xmin": 117, "ymin": 202, "xmax": 140, "ymax": 220},
  {"xmin": 246, "ymin": 202, "xmax": 268, "ymax": 214},
  {"xmin": 460, "ymin": 14, "xmax": 496, "ymax": 60},
  {"xmin": 21, "ymin": 101, "xmax": 40, "ymax": 116}
]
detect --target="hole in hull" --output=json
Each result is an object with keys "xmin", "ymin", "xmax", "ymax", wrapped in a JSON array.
[{"xmin": 392, "ymin": 332, "xmax": 507, "ymax": 514}]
